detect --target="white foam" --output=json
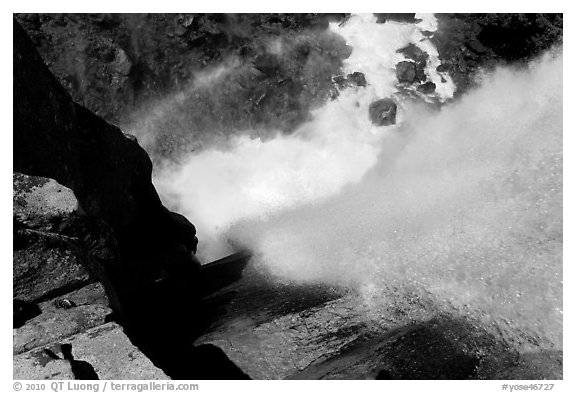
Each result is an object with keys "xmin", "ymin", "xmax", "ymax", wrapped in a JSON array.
[{"xmin": 155, "ymin": 14, "xmax": 455, "ymax": 260}]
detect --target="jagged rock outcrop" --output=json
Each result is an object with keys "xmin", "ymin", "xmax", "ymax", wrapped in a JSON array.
[
  {"xmin": 15, "ymin": 19, "xmax": 176, "ymax": 233},
  {"xmin": 13, "ymin": 19, "xmax": 250, "ymax": 380},
  {"xmin": 14, "ymin": 19, "xmax": 199, "ymax": 320}
]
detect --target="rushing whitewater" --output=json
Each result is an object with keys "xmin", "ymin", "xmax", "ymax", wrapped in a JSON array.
[
  {"xmin": 152, "ymin": 15, "xmax": 562, "ymax": 347},
  {"xmin": 155, "ymin": 14, "xmax": 456, "ymax": 258}
]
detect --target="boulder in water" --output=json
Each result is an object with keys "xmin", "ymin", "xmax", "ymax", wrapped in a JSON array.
[
  {"xmin": 397, "ymin": 43, "xmax": 429, "ymax": 66},
  {"xmin": 369, "ymin": 98, "xmax": 397, "ymax": 126},
  {"xmin": 331, "ymin": 74, "xmax": 347, "ymax": 89},
  {"xmin": 396, "ymin": 61, "xmax": 417, "ymax": 83},
  {"xmin": 347, "ymin": 71, "xmax": 367, "ymax": 87},
  {"xmin": 417, "ymin": 81, "xmax": 437, "ymax": 94}
]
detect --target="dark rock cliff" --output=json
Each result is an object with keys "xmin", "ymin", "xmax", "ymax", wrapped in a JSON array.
[
  {"xmin": 14, "ymin": 18, "xmax": 199, "ymax": 324},
  {"xmin": 13, "ymin": 19, "xmax": 254, "ymax": 379}
]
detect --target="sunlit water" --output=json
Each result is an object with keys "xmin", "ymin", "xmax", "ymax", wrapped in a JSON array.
[{"xmin": 151, "ymin": 14, "xmax": 562, "ymax": 347}]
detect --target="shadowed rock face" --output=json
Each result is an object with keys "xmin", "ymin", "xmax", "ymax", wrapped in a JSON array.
[
  {"xmin": 13, "ymin": 18, "xmax": 199, "ymax": 321},
  {"xmin": 15, "ymin": 20, "xmax": 162, "ymax": 232}
]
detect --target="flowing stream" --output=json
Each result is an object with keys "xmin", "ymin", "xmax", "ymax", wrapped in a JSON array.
[{"xmin": 152, "ymin": 14, "xmax": 562, "ymax": 348}]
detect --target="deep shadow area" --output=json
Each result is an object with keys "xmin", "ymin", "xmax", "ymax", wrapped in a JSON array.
[
  {"xmin": 288, "ymin": 315, "xmax": 525, "ymax": 380},
  {"xmin": 375, "ymin": 319, "xmax": 481, "ymax": 379},
  {"xmin": 493, "ymin": 350, "xmax": 563, "ymax": 380},
  {"xmin": 61, "ymin": 344, "xmax": 100, "ymax": 380},
  {"xmin": 13, "ymin": 299, "xmax": 41, "ymax": 328},
  {"xmin": 198, "ymin": 250, "xmax": 251, "ymax": 297},
  {"xmin": 188, "ymin": 344, "xmax": 251, "ymax": 380},
  {"xmin": 13, "ymin": 17, "xmax": 250, "ymax": 380},
  {"xmin": 118, "ymin": 251, "xmax": 253, "ymax": 379},
  {"xmin": 118, "ymin": 251, "xmax": 346, "ymax": 379}
]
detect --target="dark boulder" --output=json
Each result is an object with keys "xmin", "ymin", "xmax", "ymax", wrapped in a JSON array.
[
  {"xmin": 415, "ymin": 66, "xmax": 427, "ymax": 83},
  {"xmin": 347, "ymin": 71, "xmax": 367, "ymax": 87},
  {"xmin": 417, "ymin": 81, "xmax": 437, "ymax": 94},
  {"xmin": 331, "ymin": 74, "xmax": 347, "ymax": 89},
  {"xmin": 13, "ymin": 300, "xmax": 41, "ymax": 329},
  {"xmin": 369, "ymin": 98, "xmax": 397, "ymax": 126},
  {"xmin": 397, "ymin": 43, "xmax": 429, "ymax": 65},
  {"xmin": 395, "ymin": 61, "xmax": 417, "ymax": 83}
]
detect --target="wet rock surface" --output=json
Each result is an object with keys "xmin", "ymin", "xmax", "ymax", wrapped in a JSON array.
[
  {"xmin": 346, "ymin": 71, "xmax": 367, "ymax": 87},
  {"xmin": 397, "ymin": 43, "xmax": 429, "ymax": 65},
  {"xmin": 368, "ymin": 98, "xmax": 397, "ymax": 126},
  {"xmin": 192, "ymin": 262, "xmax": 561, "ymax": 380}
]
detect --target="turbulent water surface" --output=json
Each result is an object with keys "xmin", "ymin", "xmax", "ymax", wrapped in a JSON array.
[{"xmin": 151, "ymin": 14, "xmax": 562, "ymax": 349}]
